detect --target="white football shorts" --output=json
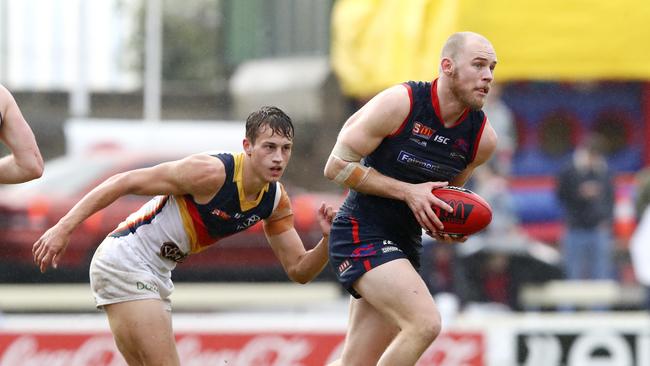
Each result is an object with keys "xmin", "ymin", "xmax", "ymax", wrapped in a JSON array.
[{"xmin": 89, "ymin": 236, "xmax": 174, "ymax": 311}]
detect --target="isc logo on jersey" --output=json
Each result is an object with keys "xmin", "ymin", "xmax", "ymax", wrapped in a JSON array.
[{"xmin": 433, "ymin": 135, "xmax": 450, "ymax": 144}]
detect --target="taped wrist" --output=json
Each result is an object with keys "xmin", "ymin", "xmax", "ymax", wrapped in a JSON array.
[
  {"xmin": 330, "ymin": 141, "xmax": 371, "ymax": 188},
  {"xmin": 333, "ymin": 161, "xmax": 372, "ymax": 188}
]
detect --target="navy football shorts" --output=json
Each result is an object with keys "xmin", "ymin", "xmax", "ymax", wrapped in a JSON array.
[{"xmin": 328, "ymin": 214, "xmax": 421, "ymax": 298}]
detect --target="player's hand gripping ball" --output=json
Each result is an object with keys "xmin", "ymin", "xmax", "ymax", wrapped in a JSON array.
[{"xmin": 432, "ymin": 186, "xmax": 492, "ymax": 238}]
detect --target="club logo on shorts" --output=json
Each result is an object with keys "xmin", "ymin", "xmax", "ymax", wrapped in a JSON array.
[
  {"xmin": 338, "ymin": 259, "xmax": 352, "ymax": 276},
  {"xmin": 160, "ymin": 242, "xmax": 188, "ymax": 263},
  {"xmin": 351, "ymin": 244, "xmax": 377, "ymax": 260}
]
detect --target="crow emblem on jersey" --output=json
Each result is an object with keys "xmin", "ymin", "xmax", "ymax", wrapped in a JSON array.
[{"xmin": 160, "ymin": 242, "xmax": 188, "ymax": 263}]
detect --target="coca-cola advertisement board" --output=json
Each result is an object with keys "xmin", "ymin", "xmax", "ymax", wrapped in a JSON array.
[{"xmin": 0, "ymin": 331, "xmax": 483, "ymax": 366}]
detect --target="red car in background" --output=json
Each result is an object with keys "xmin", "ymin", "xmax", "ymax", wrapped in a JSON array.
[{"xmin": 0, "ymin": 151, "xmax": 344, "ymax": 283}]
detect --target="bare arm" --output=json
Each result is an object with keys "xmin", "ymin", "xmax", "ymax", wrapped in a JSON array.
[
  {"xmin": 264, "ymin": 202, "xmax": 335, "ymax": 284},
  {"xmin": 33, "ymin": 154, "xmax": 224, "ymax": 272},
  {"xmin": 323, "ymin": 85, "xmax": 452, "ymax": 233},
  {"xmin": 0, "ymin": 85, "xmax": 44, "ymax": 183}
]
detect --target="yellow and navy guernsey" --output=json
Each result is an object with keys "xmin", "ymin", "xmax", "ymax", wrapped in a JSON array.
[{"xmin": 109, "ymin": 152, "xmax": 293, "ymax": 271}]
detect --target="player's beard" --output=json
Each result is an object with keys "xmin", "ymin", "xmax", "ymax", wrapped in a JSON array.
[{"xmin": 450, "ymin": 70, "xmax": 485, "ymax": 110}]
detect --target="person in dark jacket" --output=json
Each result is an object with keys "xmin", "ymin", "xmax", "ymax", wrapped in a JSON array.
[{"xmin": 556, "ymin": 134, "xmax": 615, "ymax": 281}]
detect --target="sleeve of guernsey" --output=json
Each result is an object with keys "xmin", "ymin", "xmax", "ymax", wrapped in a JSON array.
[{"xmin": 263, "ymin": 183, "xmax": 295, "ymax": 236}]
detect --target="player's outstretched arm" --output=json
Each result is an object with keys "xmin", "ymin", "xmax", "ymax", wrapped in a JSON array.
[
  {"xmin": 264, "ymin": 202, "xmax": 335, "ymax": 284},
  {"xmin": 0, "ymin": 85, "xmax": 44, "ymax": 183},
  {"xmin": 32, "ymin": 154, "xmax": 225, "ymax": 273},
  {"xmin": 323, "ymin": 85, "xmax": 452, "ymax": 233}
]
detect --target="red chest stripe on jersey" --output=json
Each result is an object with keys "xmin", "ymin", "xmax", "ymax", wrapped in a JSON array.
[{"xmin": 182, "ymin": 196, "xmax": 215, "ymax": 250}]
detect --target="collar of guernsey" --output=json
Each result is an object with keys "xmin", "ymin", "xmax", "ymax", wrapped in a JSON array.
[{"xmin": 175, "ymin": 152, "xmax": 280, "ymax": 253}]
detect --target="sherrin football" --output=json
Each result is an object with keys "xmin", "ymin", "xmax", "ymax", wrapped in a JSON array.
[{"xmin": 431, "ymin": 186, "xmax": 492, "ymax": 236}]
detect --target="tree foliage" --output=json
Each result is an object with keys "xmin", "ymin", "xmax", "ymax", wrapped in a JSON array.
[{"xmin": 129, "ymin": 0, "xmax": 224, "ymax": 93}]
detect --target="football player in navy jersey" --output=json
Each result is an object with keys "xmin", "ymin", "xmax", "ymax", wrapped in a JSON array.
[
  {"xmin": 0, "ymin": 84, "xmax": 43, "ymax": 183},
  {"xmin": 324, "ymin": 32, "xmax": 498, "ymax": 365}
]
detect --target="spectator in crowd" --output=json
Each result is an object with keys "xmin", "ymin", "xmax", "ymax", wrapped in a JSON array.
[
  {"xmin": 556, "ymin": 134, "xmax": 615, "ymax": 282},
  {"xmin": 463, "ymin": 163, "xmax": 520, "ymax": 307},
  {"xmin": 455, "ymin": 163, "xmax": 563, "ymax": 311},
  {"xmin": 425, "ymin": 162, "xmax": 519, "ymax": 305}
]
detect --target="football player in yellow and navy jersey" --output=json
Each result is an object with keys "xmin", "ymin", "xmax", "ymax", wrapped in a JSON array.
[
  {"xmin": 324, "ymin": 32, "xmax": 498, "ymax": 365},
  {"xmin": 32, "ymin": 106, "xmax": 335, "ymax": 366}
]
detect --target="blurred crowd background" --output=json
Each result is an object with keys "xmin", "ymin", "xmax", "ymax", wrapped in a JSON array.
[{"xmin": 2, "ymin": 0, "xmax": 650, "ymax": 313}]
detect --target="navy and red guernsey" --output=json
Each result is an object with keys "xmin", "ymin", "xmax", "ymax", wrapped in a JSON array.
[{"xmin": 330, "ymin": 79, "xmax": 488, "ymax": 297}]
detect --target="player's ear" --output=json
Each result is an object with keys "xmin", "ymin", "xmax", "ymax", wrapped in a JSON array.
[
  {"xmin": 441, "ymin": 57, "xmax": 454, "ymax": 76},
  {"xmin": 243, "ymin": 138, "xmax": 252, "ymax": 156}
]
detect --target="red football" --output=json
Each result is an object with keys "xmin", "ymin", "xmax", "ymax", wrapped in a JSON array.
[{"xmin": 431, "ymin": 186, "xmax": 492, "ymax": 236}]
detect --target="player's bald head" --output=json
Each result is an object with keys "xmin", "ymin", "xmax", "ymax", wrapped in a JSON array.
[{"xmin": 441, "ymin": 32, "xmax": 492, "ymax": 62}]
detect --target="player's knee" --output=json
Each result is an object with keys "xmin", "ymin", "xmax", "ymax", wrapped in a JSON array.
[
  {"xmin": 113, "ymin": 338, "xmax": 141, "ymax": 365},
  {"xmin": 408, "ymin": 312, "xmax": 442, "ymax": 343},
  {"xmin": 136, "ymin": 347, "xmax": 178, "ymax": 366}
]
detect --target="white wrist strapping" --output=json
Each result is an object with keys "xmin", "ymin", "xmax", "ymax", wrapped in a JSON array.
[{"xmin": 330, "ymin": 141, "xmax": 371, "ymax": 188}]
